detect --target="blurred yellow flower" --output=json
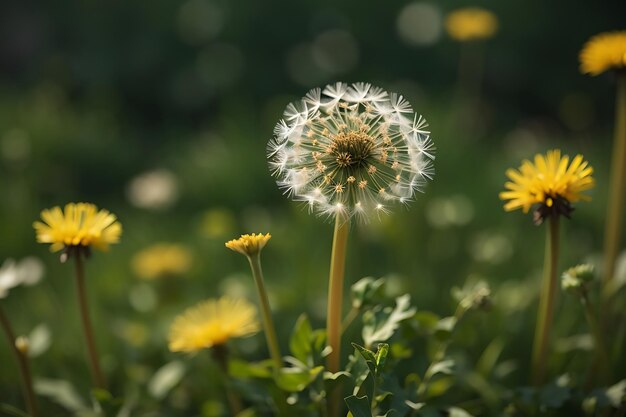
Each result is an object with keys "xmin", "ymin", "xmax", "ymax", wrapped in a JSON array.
[
  {"xmin": 33, "ymin": 203, "xmax": 122, "ymax": 252},
  {"xmin": 445, "ymin": 7, "xmax": 498, "ymax": 41},
  {"xmin": 225, "ymin": 233, "xmax": 271, "ymax": 257},
  {"xmin": 200, "ymin": 208, "xmax": 236, "ymax": 239},
  {"xmin": 499, "ymin": 149, "xmax": 594, "ymax": 218},
  {"xmin": 580, "ymin": 31, "xmax": 626, "ymax": 76},
  {"xmin": 131, "ymin": 243, "xmax": 192, "ymax": 280},
  {"xmin": 168, "ymin": 296, "xmax": 259, "ymax": 353}
]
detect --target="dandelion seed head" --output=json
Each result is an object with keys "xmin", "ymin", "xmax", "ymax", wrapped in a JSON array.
[{"xmin": 268, "ymin": 82, "xmax": 435, "ymax": 221}]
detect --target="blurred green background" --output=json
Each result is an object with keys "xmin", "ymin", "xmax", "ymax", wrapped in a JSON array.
[{"xmin": 1, "ymin": 0, "xmax": 625, "ymax": 414}]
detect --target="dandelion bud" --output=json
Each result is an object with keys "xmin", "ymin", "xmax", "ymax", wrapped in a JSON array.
[{"xmin": 15, "ymin": 336, "xmax": 29, "ymax": 355}]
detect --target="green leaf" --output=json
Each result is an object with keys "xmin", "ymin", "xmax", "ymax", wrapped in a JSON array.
[
  {"xmin": 0, "ymin": 404, "xmax": 31, "ymax": 417},
  {"xmin": 425, "ymin": 359, "xmax": 455, "ymax": 379},
  {"xmin": 34, "ymin": 378, "xmax": 87, "ymax": 412},
  {"xmin": 433, "ymin": 317, "xmax": 457, "ymax": 341},
  {"xmin": 414, "ymin": 311, "xmax": 440, "ymax": 333},
  {"xmin": 324, "ymin": 371, "xmax": 351, "ymax": 394},
  {"xmin": 606, "ymin": 379, "xmax": 626, "ymax": 407},
  {"xmin": 344, "ymin": 395, "xmax": 373, "ymax": 417},
  {"xmin": 362, "ymin": 294, "xmax": 416, "ymax": 347},
  {"xmin": 275, "ymin": 366, "xmax": 323, "ymax": 392},
  {"xmin": 353, "ymin": 343, "xmax": 377, "ymax": 375},
  {"xmin": 289, "ymin": 314, "xmax": 313, "ymax": 365},
  {"xmin": 351, "ymin": 277, "xmax": 386, "ymax": 309},
  {"xmin": 148, "ymin": 360, "xmax": 186, "ymax": 399},
  {"xmin": 229, "ymin": 359, "xmax": 273, "ymax": 379},
  {"xmin": 375, "ymin": 343, "xmax": 389, "ymax": 372},
  {"xmin": 448, "ymin": 406, "xmax": 474, "ymax": 417}
]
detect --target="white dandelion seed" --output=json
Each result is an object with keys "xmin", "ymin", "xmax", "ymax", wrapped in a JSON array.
[{"xmin": 267, "ymin": 82, "xmax": 435, "ymax": 221}]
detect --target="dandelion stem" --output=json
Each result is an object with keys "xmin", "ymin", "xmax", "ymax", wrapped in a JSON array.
[
  {"xmin": 247, "ymin": 253, "xmax": 282, "ymax": 370},
  {"xmin": 325, "ymin": 214, "xmax": 350, "ymax": 417},
  {"xmin": 326, "ymin": 214, "xmax": 350, "ymax": 374},
  {"xmin": 531, "ymin": 215, "xmax": 560, "ymax": 385},
  {"xmin": 0, "ymin": 305, "xmax": 38, "ymax": 417},
  {"xmin": 602, "ymin": 73, "xmax": 626, "ymax": 304},
  {"xmin": 211, "ymin": 344, "xmax": 243, "ymax": 415},
  {"xmin": 73, "ymin": 251, "xmax": 106, "ymax": 390},
  {"xmin": 580, "ymin": 291, "xmax": 611, "ymax": 383}
]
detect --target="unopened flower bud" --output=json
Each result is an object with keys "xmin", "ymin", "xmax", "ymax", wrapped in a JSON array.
[{"xmin": 15, "ymin": 336, "xmax": 29, "ymax": 355}]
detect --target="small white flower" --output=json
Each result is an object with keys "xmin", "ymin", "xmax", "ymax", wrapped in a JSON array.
[{"xmin": 267, "ymin": 82, "xmax": 435, "ymax": 220}]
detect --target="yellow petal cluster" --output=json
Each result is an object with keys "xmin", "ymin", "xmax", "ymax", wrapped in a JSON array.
[
  {"xmin": 225, "ymin": 233, "xmax": 271, "ymax": 257},
  {"xmin": 131, "ymin": 243, "xmax": 192, "ymax": 280},
  {"xmin": 580, "ymin": 31, "xmax": 626, "ymax": 76},
  {"xmin": 499, "ymin": 150, "xmax": 594, "ymax": 213},
  {"xmin": 445, "ymin": 7, "xmax": 498, "ymax": 41},
  {"xmin": 33, "ymin": 203, "xmax": 122, "ymax": 252},
  {"xmin": 168, "ymin": 296, "xmax": 259, "ymax": 352}
]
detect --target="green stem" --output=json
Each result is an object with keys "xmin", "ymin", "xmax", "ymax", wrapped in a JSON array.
[
  {"xmin": 212, "ymin": 344, "xmax": 243, "ymax": 416},
  {"xmin": 531, "ymin": 215, "xmax": 560, "ymax": 386},
  {"xmin": 0, "ymin": 304, "xmax": 39, "ymax": 417},
  {"xmin": 247, "ymin": 254, "xmax": 282, "ymax": 370},
  {"xmin": 581, "ymin": 291, "xmax": 611, "ymax": 384},
  {"xmin": 326, "ymin": 214, "xmax": 350, "ymax": 373},
  {"xmin": 73, "ymin": 251, "xmax": 106, "ymax": 389},
  {"xmin": 326, "ymin": 214, "xmax": 350, "ymax": 417},
  {"xmin": 602, "ymin": 73, "xmax": 626, "ymax": 303}
]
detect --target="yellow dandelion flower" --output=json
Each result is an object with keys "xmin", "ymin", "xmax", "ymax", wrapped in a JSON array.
[
  {"xmin": 131, "ymin": 243, "xmax": 192, "ymax": 280},
  {"xmin": 225, "ymin": 233, "xmax": 271, "ymax": 257},
  {"xmin": 499, "ymin": 150, "xmax": 594, "ymax": 221},
  {"xmin": 445, "ymin": 7, "xmax": 498, "ymax": 42},
  {"xmin": 168, "ymin": 296, "xmax": 259, "ymax": 353},
  {"xmin": 579, "ymin": 31, "xmax": 626, "ymax": 76},
  {"xmin": 33, "ymin": 203, "xmax": 122, "ymax": 253}
]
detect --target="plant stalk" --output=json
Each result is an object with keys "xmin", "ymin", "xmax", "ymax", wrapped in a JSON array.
[
  {"xmin": 0, "ymin": 305, "xmax": 38, "ymax": 417},
  {"xmin": 326, "ymin": 214, "xmax": 350, "ymax": 417},
  {"xmin": 247, "ymin": 253, "xmax": 282, "ymax": 370},
  {"xmin": 581, "ymin": 291, "xmax": 611, "ymax": 384},
  {"xmin": 212, "ymin": 344, "xmax": 243, "ymax": 416},
  {"xmin": 73, "ymin": 251, "xmax": 106, "ymax": 389},
  {"xmin": 531, "ymin": 215, "xmax": 560, "ymax": 386},
  {"xmin": 326, "ymin": 214, "xmax": 350, "ymax": 373},
  {"xmin": 602, "ymin": 73, "xmax": 626, "ymax": 303}
]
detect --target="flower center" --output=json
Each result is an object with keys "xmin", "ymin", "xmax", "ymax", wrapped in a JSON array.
[{"xmin": 329, "ymin": 131, "xmax": 375, "ymax": 168}]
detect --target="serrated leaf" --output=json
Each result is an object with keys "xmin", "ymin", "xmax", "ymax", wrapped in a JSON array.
[
  {"xmin": 362, "ymin": 295, "xmax": 416, "ymax": 347},
  {"xmin": 275, "ymin": 366, "xmax": 323, "ymax": 392},
  {"xmin": 289, "ymin": 314, "xmax": 313, "ymax": 365},
  {"xmin": 148, "ymin": 361, "xmax": 186, "ymax": 399},
  {"xmin": 345, "ymin": 395, "xmax": 373, "ymax": 417}
]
